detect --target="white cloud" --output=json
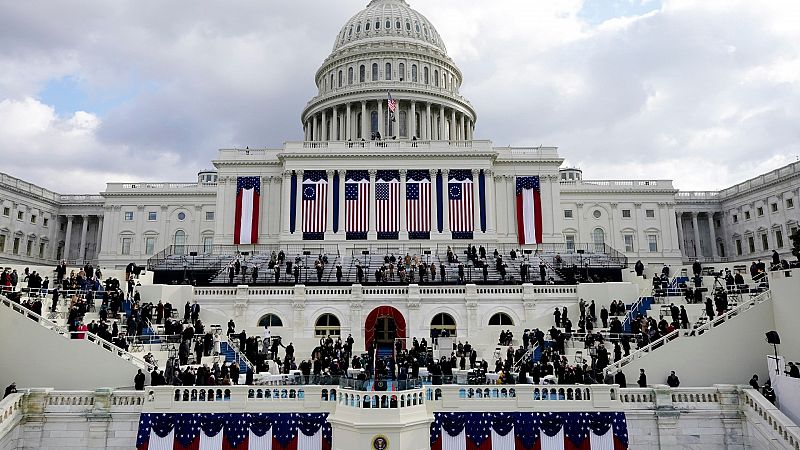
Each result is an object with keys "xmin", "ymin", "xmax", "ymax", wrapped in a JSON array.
[{"xmin": 0, "ymin": 0, "xmax": 799, "ymax": 193}]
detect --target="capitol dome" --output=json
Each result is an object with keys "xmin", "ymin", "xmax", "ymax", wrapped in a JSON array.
[
  {"xmin": 332, "ymin": 0, "xmax": 447, "ymax": 54},
  {"xmin": 301, "ymin": 0, "xmax": 476, "ymax": 143}
]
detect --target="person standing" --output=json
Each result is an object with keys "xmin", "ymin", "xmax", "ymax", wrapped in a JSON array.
[
  {"xmin": 637, "ymin": 369, "xmax": 647, "ymax": 387},
  {"xmin": 134, "ymin": 370, "xmax": 146, "ymax": 390},
  {"xmin": 667, "ymin": 371, "xmax": 680, "ymax": 387}
]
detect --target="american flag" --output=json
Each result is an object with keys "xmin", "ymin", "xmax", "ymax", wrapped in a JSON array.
[
  {"xmin": 387, "ymin": 92, "xmax": 398, "ymax": 113},
  {"xmin": 346, "ymin": 170, "xmax": 370, "ymax": 239},
  {"xmin": 448, "ymin": 170, "xmax": 474, "ymax": 239},
  {"xmin": 375, "ymin": 170, "xmax": 399, "ymax": 239},
  {"xmin": 406, "ymin": 170, "xmax": 431, "ymax": 239},
  {"xmin": 303, "ymin": 171, "xmax": 328, "ymax": 240},
  {"xmin": 136, "ymin": 412, "xmax": 333, "ymax": 450}
]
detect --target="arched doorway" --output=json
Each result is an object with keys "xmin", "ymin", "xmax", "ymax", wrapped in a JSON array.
[{"xmin": 364, "ymin": 306, "xmax": 406, "ymax": 351}]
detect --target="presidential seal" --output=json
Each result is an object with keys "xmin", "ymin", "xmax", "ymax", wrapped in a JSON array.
[{"xmin": 371, "ymin": 435, "xmax": 389, "ymax": 450}]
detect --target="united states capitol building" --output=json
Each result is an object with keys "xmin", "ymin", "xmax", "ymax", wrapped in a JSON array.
[{"xmin": 1, "ymin": 1, "xmax": 800, "ymax": 449}]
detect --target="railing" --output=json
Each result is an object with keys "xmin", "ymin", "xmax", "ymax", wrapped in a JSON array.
[
  {"xmin": 338, "ymin": 377, "xmax": 424, "ymax": 391},
  {"xmin": 603, "ymin": 329, "xmax": 680, "ymax": 376},
  {"xmin": 144, "ymin": 385, "xmax": 337, "ymax": 413},
  {"xmin": 0, "ymin": 393, "xmax": 25, "ymax": 437},
  {"xmin": 226, "ymin": 336, "xmax": 256, "ymax": 372},
  {"xmin": 426, "ymin": 384, "xmax": 620, "ymax": 410},
  {"xmin": 560, "ymin": 179, "xmax": 673, "ymax": 189},
  {"xmin": 338, "ymin": 387, "xmax": 427, "ymax": 409},
  {"xmin": 741, "ymin": 388, "xmax": 800, "ymax": 450},
  {"xmin": 692, "ymin": 289, "xmax": 772, "ymax": 335},
  {"xmin": 0, "ymin": 295, "xmax": 155, "ymax": 372}
]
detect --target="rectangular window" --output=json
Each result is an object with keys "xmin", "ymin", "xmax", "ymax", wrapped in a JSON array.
[
  {"xmin": 203, "ymin": 236, "xmax": 214, "ymax": 253},
  {"xmin": 38, "ymin": 243, "xmax": 45, "ymax": 259},
  {"xmin": 787, "ymin": 198, "xmax": 795, "ymax": 209},
  {"xmin": 748, "ymin": 236, "xmax": 755, "ymax": 253},
  {"xmin": 205, "ymin": 211, "xmax": 215, "ymax": 221},
  {"xmin": 60, "ymin": 223, "xmax": 66, "ymax": 231},
  {"xmin": 26, "ymin": 240, "xmax": 32, "ymax": 256},
  {"xmin": 623, "ymin": 234, "xmax": 634, "ymax": 252},
  {"xmin": 715, "ymin": 219, "xmax": 721, "ymax": 228},
  {"xmin": 761, "ymin": 234, "xmax": 769, "ymax": 251},
  {"xmin": 145, "ymin": 237, "xmax": 156, "ymax": 255},
  {"xmin": 622, "ymin": 209, "xmax": 631, "ymax": 218},
  {"xmin": 124, "ymin": 211, "xmax": 134, "ymax": 221},
  {"xmin": 0, "ymin": 235, "xmax": 4, "ymax": 252},
  {"xmin": 121, "ymin": 238, "xmax": 132, "ymax": 255},
  {"xmin": 43, "ymin": 217, "xmax": 48, "ymax": 227},
  {"xmin": 563, "ymin": 209, "xmax": 573, "ymax": 219},
  {"xmin": 645, "ymin": 209, "xmax": 655, "ymax": 218},
  {"xmin": 1, "ymin": 207, "xmax": 8, "ymax": 216},
  {"xmin": 745, "ymin": 211, "xmax": 751, "ymax": 220},
  {"xmin": 733, "ymin": 214, "xmax": 738, "ymax": 223},
  {"xmin": 12, "ymin": 237, "xmax": 20, "ymax": 255},
  {"xmin": 648, "ymin": 235, "xmax": 658, "ymax": 252},
  {"xmin": 30, "ymin": 215, "xmax": 37, "ymax": 224},
  {"xmin": 757, "ymin": 207, "xmax": 764, "ymax": 217},
  {"xmin": 771, "ymin": 203, "xmax": 778, "ymax": 213},
  {"xmin": 736, "ymin": 239, "xmax": 742, "ymax": 256},
  {"xmin": 565, "ymin": 235, "xmax": 575, "ymax": 251},
  {"xmin": 148, "ymin": 211, "xmax": 157, "ymax": 221},
  {"xmin": 776, "ymin": 230, "xmax": 784, "ymax": 248},
  {"xmin": 16, "ymin": 211, "xmax": 23, "ymax": 220}
]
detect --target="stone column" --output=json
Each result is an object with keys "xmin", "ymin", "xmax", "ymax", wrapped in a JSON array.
[
  {"xmin": 425, "ymin": 103, "xmax": 432, "ymax": 140},
  {"xmin": 321, "ymin": 110, "xmax": 328, "ymax": 141},
  {"xmin": 281, "ymin": 171, "xmax": 291, "ymax": 235},
  {"xmin": 95, "ymin": 216, "xmax": 104, "ymax": 256},
  {"xmin": 472, "ymin": 169, "xmax": 481, "ymax": 234},
  {"xmin": 450, "ymin": 109, "xmax": 456, "ymax": 141},
  {"xmin": 378, "ymin": 100, "xmax": 384, "ymax": 138},
  {"xmin": 345, "ymin": 103, "xmax": 352, "ymax": 141},
  {"xmin": 410, "ymin": 101, "xmax": 416, "ymax": 138},
  {"xmin": 78, "ymin": 215, "xmax": 89, "ymax": 261},
  {"xmin": 360, "ymin": 101, "xmax": 367, "ymax": 139},
  {"xmin": 64, "ymin": 215, "xmax": 74, "ymax": 261},
  {"xmin": 438, "ymin": 105, "xmax": 445, "ymax": 141},
  {"xmin": 441, "ymin": 169, "xmax": 451, "ymax": 235},
  {"xmin": 430, "ymin": 169, "xmax": 439, "ymax": 234},
  {"xmin": 459, "ymin": 113, "xmax": 465, "ymax": 140},
  {"xmin": 332, "ymin": 107, "xmax": 338, "ymax": 140},
  {"xmin": 609, "ymin": 203, "xmax": 618, "ymax": 250},
  {"xmin": 691, "ymin": 212, "xmax": 702, "ymax": 258},
  {"xmin": 468, "ymin": 118, "xmax": 474, "ymax": 140},
  {"xmin": 708, "ymin": 212, "xmax": 718, "ymax": 260},
  {"xmin": 313, "ymin": 114, "xmax": 319, "ymax": 141},
  {"xmin": 368, "ymin": 169, "xmax": 377, "ymax": 240},
  {"xmin": 295, "ymin": 170, "xmax": 304, "ymax": 235},
  {"xmin": 485, "ymin": 170, "xmax": 496, "ymax": 234},
  {"xmin": 675, "ymin": 212, "xmax": 685, "ymax": 252},
  {"xmin": 325, "ymin": 170, "xmax": 335, "ymax": 237},
  {"xmin": 399, "ymin": 169, "xmax": 408, "ymax": 239},
  {"xmin": 337, "ymin": 170, "xmax": 345, "ymax": 234}
]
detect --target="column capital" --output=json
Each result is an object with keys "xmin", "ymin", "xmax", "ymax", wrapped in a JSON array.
[
  {"xmin": 398, "ymin": 169, "xmax": 407, "ymax": 177},
  {"xmin": 361, "ymin": 100, "xmax": 367, "ymax": 105},
  {"xmin": 326, "ymin": 169, "xmax": 335, "ymax": 177},
  {"xmin": 471, "ymin": 168, "xmax": 480, "ymax": 176},
  {"xmin": 441, "ymin": 168, "xmax": 449, "ymax": 176},
  {"xmin": 283, "ymin": 170, "xmax": 292, "ymax": 178},
  {"xmin": 610, "ymin": 203, "xmax": 618, "ymax": 209},
  {"xmin": 66, "ymin": 215, "xmax": 75, "ymax": 222},
  {"xmin": 576, "ymin": 203, "xmax": 584, "ymax": 209},
  {"xmin": 634, "ymin": 202, "xmax": 643, "ymax": 208},
  {"xmin": 262, "ymin": 176, "xmax": 272, "ymax": 184},
  {"xmin": 368, "ymin": 169, "xmax": 377, "ymax": 177}
]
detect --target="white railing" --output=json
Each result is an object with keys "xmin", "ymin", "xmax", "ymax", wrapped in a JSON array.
[
  {"xmin": 0, "ymin": 393, "xmax": 25, "ymax": 439},
  {"xmin": 692, "ymin": 290, "xmax": 772, "ymax": 335},
  {"xmin": 426, "ymin": 384, "xmax": 620, "ymax": 411},
  {"xmin": 742, "ymin": 388, "xmax": 800, "ymax": 450},
  {"xmin": 145, "ymin": 385, "xmax": 337, "ymax": 413},
  {"xmin": 603, "ymin": 329, "xmax": 681, "ymax": 376},
  {"xmin": 0, "ymin": 296, "xmax": 155, "ymax": 372}
]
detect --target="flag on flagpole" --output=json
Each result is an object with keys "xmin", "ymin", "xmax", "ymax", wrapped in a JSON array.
[
  {"xmin": 515, "ymin": 176, "xmax": 543, "ymax": 245},
  {"xmin": 234, "ymin": 177, "xmax": 260, "ymax": 245},
  {"xmin": 388, "ymin": 92, "xmax": 398, "ymax": 119}
]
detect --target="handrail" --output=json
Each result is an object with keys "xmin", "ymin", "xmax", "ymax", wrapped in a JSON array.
[
  {"xmin": 512, "ymin": 343, "xmax": 537, "ymax": 372},
  {"xmin": 226, "ymin": 336, "xmax": 256, "ymax": 372},
  {"xmin": 0, "ymin": 295, "xmax": 154, "ymax": 372},
  {"xmin": 603, "ymin": 329, "xmax": 680, "ymax": 376},
  {"xmin": 692, "ymin": 289, "xmax": 772, "ymax": 335},
  {"xmin": 741, "ymin": 388, "xmax": 800, "ymax": 449}
]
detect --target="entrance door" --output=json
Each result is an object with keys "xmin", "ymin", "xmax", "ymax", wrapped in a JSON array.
[{"xmin": 374, "ymin": 316, "xmax": 397, "ymax": 348}]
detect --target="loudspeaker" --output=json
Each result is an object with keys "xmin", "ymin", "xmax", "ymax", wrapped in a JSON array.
[
  {"xmin": 576, "ymin": 250, "xmax": 585, "ymax": 254},
  {"xmin": 189, "ymin": 252, "xmax": 198, "ymax": 257},
  {"xmin": 362, "ymin": 250, "xmax": 370, "ymax": 255},
  {"xmin": 766, "ymin": 331, "xmax": 781, "ymax": 345}
]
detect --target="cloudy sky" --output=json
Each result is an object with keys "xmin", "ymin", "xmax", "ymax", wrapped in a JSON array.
[{"xmin": 1, "ymin": 0, "xmax": 799, "ymax": 193}]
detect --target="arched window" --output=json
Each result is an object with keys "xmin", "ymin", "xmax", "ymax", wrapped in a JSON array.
[
  {"xmin": 406, "ymin": 20, "xmax": 411, "ymax": 31},
  {"xmin": 348, "ymin": 26, "xmax": 353, "ymax": 37},
  {"xmin": 372, "ymin": 63, "xmax": 379, "ymax": 81},
  {"xmin": 415, "ymin": 22, "xmax": 420, "ymax": 33},
  {"xmin": 593, "ymin": 228, "xmax": 606, "ymax": 252},
  {"xmin": 365, "ymin": 21, "xmax": 370, "ymax": 31},
  {"xmin": 398, "ymin": 63, "xmax": 405, "ymax": 81},
  {"xmin": 385, "ymin": 19, "xmax": 391, "ymax": 30},
  {"xmin": 258, "ymin": 314, "xmax": 283, "ymax": 327},
  {"xmin": 423, "ymin": 67, "xmax": 429, "ymax": 84},
  {"xmin": 357, "ymin": 23, "xmax": 361, "ymax": 33},
  {"xmin": 315, "ymin": 314, "xmax": 341, "ymax": 337},
  {"xmin": 330, "ymin": 74, "xmax": 334, "ymax": 90},
  {"xmin": 375, "ymin": 20, "xmax": 380, "ymax": 30},
  {"xmin": 399, "ymin": 110, "xmax": 407, "ymax": 137},
  {"xmin": 434, "ymin": 69, "xmax": 439, "ymax": 87},
  {"xmin": 488, "ymin": 312, "xmax": 514, "ymax": 326},
  {"xmin": 395, "ymin": 20, "xmax": 401, "ymax": 29},
  {"xmin": 174, "ymin": 230, "xmax": 186, "ymax": 256},
  {"xmin": 348, "ymin": 67, "xmax": 353, "ymax": 85},
  {"xmin": 371, "ymin": 111, "xmax": 378, "ymax": 134},
  {"xmin": 385, "ymin": 63, "xmax": 392, "ymax": 80},
  {"xmin": 338, "ymin": 70, "xmax": 343, "ymax": 88},
  {"xmin": 431, "ymin": 313, "xmax": 456, "ymax": 336},
  {"xmin": 411, "ymin": 65, "xmax": 418, "ymax": 82},
  {"xmin": 359, "ymin": 65, "xmax": 366, "ymax": 83}
]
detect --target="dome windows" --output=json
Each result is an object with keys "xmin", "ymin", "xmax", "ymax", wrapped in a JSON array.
[
  {"xmin": 356, "ymin": 23, "xmax": 361, "ymax": 33},
  {"xmin": 415, "ymin": 22, "xmax": 420, "ymax": 33},
  {"xmin": 411, "ymin": 64, "xmax": 418, "ymax": 82},
  {"xmin": 348, "ymin": 26, "xmax": 353, "ymax": 37},
  {"xmin": 385, "ymin": 63, "xmax": 392, "ymax": 80},
  {"xmin": 395, "ymin": 20, "xmax": 401, "ymax": 30},
  {"xmin": 372, "ymin": 63, "xmax": 378, "ymax": 81},
  {"xmin": 359, "ymin": 65, "xmax": 366, "ymax": 83},
  {"xmin": 338, "ymin": 70, "xmax": 343, "ymax": 88},
  {"xmin": 348, "ymin": 67, "xmax": 353, "ymax": 85},
  {"xmin": 375, "ymin": 20, "xmax": 380, "ymax": 30},
  {"xmin": 365, "ymin": 22, "xmax": 371, "ymax": 31},
  {"xmin": 385, "ymin": 19, "xmax": 391, "ymax": 30},
  {"xmin": 398, "ymin": 63, "xmax": 405, "ymax": 81},
  {"xmin": 406, "ymin": 20, "xmax": 411, "ymax": 31},
  {"xmin": 423, "ymin": 66, "xmax": 429, "ymax": 84},
  {"xmin": 434, "ymin": 69, "xmax": 439, "ymax": 87}
]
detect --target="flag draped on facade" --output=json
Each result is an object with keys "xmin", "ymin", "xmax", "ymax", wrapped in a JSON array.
[
  {"xmin": 302, "ymin": 171, "xmax": 328, "ymax": 240},
  {"xmin": 234, "ymin": 177, "xmax": 260, "ymax": 245},
  {"xmin": 448, "ymin": 170, "xmax": 474, "ymax": 239},
  {"xmin": 345, "ymin": 170, "xmax": 370, "ymax": 240},
  {"xmin": 406, "ymin": 170, "xmax": 431, "ymax": 239},
  {"xmin": 515, "ymin": 176, "xmax": 543, "ymax": 245},
  {"xmin": 375, "ymin": 170, "xmax": 399, "ymax": 239},
  {"xmin": 430, "ymin": 412, "xmax": 628, "ymax": 450},
  {"xmin": 136, "ymin": 413, "xmax": 332, "ymax": 450}
]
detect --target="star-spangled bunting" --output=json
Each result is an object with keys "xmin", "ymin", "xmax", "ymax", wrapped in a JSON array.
[{"xmin": 515, "ymin": 176, "xmax": 540, "ymax": 195}]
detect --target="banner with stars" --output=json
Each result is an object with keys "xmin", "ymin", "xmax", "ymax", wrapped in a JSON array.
[
  {"xmin": 515, "ymin": 176, "xmax": 542, "ymax": 245},
  {"xmin": 136, "ymin": 412, "xmax": 331, "ymax": 450},
  {"xmin": 234, "ymin": 177, "xmax": 261, "ymax": 245},
  {"xmin": 430, "ymin": 411, "xmax": 628, "ymax": 450}
]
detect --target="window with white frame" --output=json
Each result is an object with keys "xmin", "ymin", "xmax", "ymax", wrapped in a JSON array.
[
  {"xmin": 205, "ymin": 211, "xmax": 215, "ymax": 221},
  {"xmin": 148, "ymin": 211, "xmax": 157, "ymax": 221},
  {"xmin": 775, "ymin": 230, "xmax": 784, "ymax": 248},
  {"xmin": 565, "ymin": 234, "xmax": 575, "ymax": 251},
  {"xmin": 645, "ymin": 209, "xmax": 655, "ymax": 218},
  {"xmin": 623, "ymin": 234, "xmax": 635, "ymax": 252},
  {"xmin": 144, "ymin": 237, "xmax": 156, "ymax": 255},
  {"xmin": 564, "ymin": 209, "xmax": 573, "ymax": 219},
  {"xmin": 124, "ymin": 211, "xmax": 134, "ymax": 221},
  {"xmin": 647, "ymin": 234, "xmax": 658, "ymax": 252},
  {"xmin": 121, "ymin": 237, "xmax": 132, "ymax": 255},
  {"xmin": 787, "ymin": 198, "xmax": 794, "ymax": 209},
  {"xmin": 203, "ymin": 236, "xmax": 213, "ymax": 254},
  {"xmin": 622, "ymin": 209, "xmax": 631, "ymax": 218}
]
